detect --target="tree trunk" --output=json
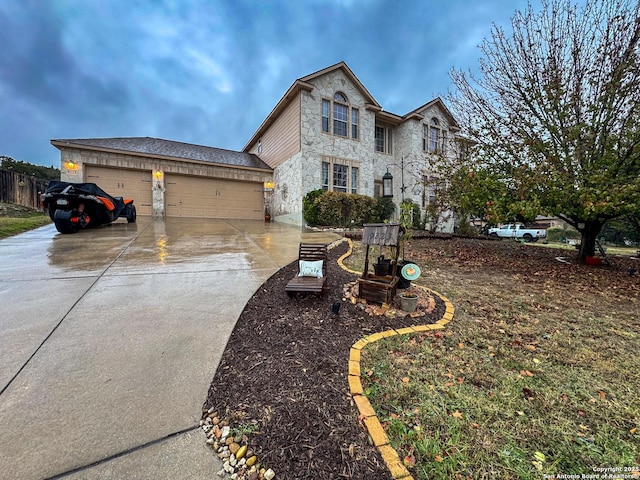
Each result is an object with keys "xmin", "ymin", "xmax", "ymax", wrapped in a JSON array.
[{"xmin": 578, "ymin": 220, "xmax": 604, "ymax": 263}]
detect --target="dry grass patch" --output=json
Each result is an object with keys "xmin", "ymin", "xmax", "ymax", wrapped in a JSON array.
[{"xmin": 350, "ymin": 237, "xmax": 639, "ymax": 479}]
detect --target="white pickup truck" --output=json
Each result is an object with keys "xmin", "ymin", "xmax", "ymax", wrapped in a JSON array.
[{"xmin": 487, "ymin": 224, "xmax": 547, "ymax": 242}]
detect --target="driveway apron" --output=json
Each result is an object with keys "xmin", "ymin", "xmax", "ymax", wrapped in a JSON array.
[{"xmin": 0, "ymin": 217, "xmax": 340, "ymax": 479}]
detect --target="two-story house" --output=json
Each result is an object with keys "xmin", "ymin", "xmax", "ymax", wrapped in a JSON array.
[
  {"xmin": 243, "ymin": 61, "xmax": 460, "ymax": 229},
  {"xmin": 52, "ymin": 61, "xmax": 460, "ymax": 230}
]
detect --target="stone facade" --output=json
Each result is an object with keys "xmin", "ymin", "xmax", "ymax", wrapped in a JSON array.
[
  {"xmin": 246, "ymin": 62, "xmax": 460, "ymax": 231},
  {"xmin": 57, "ymin": 145, "xmax": 272, "ymax": 219}
]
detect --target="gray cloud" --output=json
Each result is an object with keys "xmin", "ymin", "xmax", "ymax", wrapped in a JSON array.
[{"xmin": 1, "ymin": 0, "xmax": 542, "ymax": 166}]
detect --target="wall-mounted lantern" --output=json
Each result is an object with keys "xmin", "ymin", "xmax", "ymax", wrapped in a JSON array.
[{"xmin": 264, "ymin": 180, "xmax": 275, "ymax": 191}]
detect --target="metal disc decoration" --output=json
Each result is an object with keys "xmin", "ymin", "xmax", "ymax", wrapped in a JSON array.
[{"xmin": 401, "ymin": 263, "xmax": 421, "ymax": 281}]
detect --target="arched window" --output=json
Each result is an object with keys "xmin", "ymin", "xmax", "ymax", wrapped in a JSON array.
[
  {"xmin": 334, "ymin": 92, "xmax": 347, "ymax": 102},
  {"xmin": 321, "ymin": 92, "xmax": 359, "ymax": 139},
  {"xmin": 333, "ymin": 92, "xmax": 348, "ymax": 136}
]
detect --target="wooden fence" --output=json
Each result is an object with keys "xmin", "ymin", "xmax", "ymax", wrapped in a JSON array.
[{"xmin": 0, "ymin": 170, "xmax": 51, "ymax": 210}]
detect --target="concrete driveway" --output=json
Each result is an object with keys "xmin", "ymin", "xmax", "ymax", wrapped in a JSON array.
[{"xmin": 0, "ymin": 217, "xmax": 340, "ymax": 479}]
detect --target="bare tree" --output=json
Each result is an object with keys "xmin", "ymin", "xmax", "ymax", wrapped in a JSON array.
[{"xmin": 448, "ymin": 0, "xmax": 640, "ymax": 262}]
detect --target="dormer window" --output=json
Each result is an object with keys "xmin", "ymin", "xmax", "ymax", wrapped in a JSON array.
[{"xmin": 321, "ymin": 92, "xmax": 359, "ymax": 140}]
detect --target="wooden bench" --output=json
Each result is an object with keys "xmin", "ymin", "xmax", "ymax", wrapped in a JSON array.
[{"xmin": 285, "ymin": 243, "xmax": 329, "ymax": 297}]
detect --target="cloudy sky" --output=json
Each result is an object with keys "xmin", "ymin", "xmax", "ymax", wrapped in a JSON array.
[{"xmin": 1, "ymin": 0, "xmax": 540, "ymax": 167}]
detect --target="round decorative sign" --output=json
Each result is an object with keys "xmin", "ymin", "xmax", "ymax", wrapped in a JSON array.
[{"xmin": 401, "ymin": 263, "xmax": 421, "ymax": 281}]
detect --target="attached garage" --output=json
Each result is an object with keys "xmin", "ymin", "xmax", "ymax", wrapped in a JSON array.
[
  {"xmin": 84, "ymin": 165, "xmax": 153, "ymax": 216},
  {"xmin": 165, "ymin": 174, "xmax": 264, "ymax": 219},
  {"xmin": 51, "ymin": 137, "xmax": 273, "ymax": 220}
]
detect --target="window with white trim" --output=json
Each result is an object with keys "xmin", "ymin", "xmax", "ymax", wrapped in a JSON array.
[
  {"xmin": 375, "ymin": 124, "xmax": 393, "ymax": 154},
  {"xmin": 321, "ymin": 92, "xmax": 359, "ymax": 140},
  {"xmin": 321, "ymin": 157, "xmax": 359, "ymax": 194}
]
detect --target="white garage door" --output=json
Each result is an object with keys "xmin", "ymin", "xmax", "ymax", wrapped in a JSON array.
[
  {"xmin": 165, "ymin": 174, "xmax": 264, "ymax": 219},
  {"xmin": 84, "ymin": 165, "xmax": 153, "ymax": 215}
]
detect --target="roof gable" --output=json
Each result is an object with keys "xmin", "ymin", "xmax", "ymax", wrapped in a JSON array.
[
  {"xmin": 407, "ymin": 97, "xmax": 460, "ymax": 131},
  {"xmin": 299, "ymin": 61, "xmax": 380, "ymax": 108},
  {"xmin": 243, "ymin": 61, "xmax": 381, "ymax": 151}
]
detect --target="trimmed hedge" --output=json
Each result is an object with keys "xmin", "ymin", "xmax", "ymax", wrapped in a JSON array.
[{"xmin": 303, "ymin": 190, "xmax": 395, "ymax": 227}]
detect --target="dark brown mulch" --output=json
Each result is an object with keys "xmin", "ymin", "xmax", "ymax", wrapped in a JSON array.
[{"xmin": 203, "ymin": 240, "xmax": 445, "ymax": 479}]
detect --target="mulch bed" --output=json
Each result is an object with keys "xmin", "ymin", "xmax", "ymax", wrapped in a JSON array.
[{"xmin": 203, "ymin": 240, "xmax": 445, "ymax": 479}]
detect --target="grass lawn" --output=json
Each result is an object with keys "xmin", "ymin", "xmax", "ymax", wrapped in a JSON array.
[
  {"xmin": 344, "ymin": 237, "xmax": 639, "ymax": 479},
  {"xmin": 0, "ymin": 203, "xmax": 51, "ymax": 239}
]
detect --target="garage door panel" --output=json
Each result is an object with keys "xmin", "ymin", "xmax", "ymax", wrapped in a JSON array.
[
  {"xmin": 165, "ymin": 175, "xmax": 263, "ymax": 219},
  {"xmin": 84, "ymin": 166, "xmax": 153, "ymax": 216}
]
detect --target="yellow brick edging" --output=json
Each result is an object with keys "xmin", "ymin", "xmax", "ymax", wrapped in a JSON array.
[{"xmin": 337, "ymin": 236, "xmax": 456, "ymax": 480}]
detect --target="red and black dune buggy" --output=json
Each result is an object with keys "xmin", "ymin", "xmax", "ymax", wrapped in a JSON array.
[{"xmin": 42, "ymin": 181, "xmax": 137, "ymax": 234}]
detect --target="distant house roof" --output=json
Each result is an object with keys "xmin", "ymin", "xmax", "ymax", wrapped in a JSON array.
[{"xmin": 51, "ymin": 137, "xmax": 272, "ymax": 172}]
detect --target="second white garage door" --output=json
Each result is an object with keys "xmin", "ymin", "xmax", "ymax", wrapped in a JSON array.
[{"xmin": 165, "ymin": 174, "xmax": 264, "ymax": 219}]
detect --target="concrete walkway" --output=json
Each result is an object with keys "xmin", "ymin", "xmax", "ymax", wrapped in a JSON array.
[{"xmin": 0, "ymin": 217, "xmax": 340, "ymax": 479}]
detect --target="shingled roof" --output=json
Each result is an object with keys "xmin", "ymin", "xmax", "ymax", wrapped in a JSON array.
[{"xmin": 51, "ymin": 137, "xmax": 272, "ymax": 171}]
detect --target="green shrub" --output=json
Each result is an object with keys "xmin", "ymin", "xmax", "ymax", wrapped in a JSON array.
[
  {"xmin": 303, "ymin": 190, "xmax": 395, "ymax": 227},
  {"xmin": 400, "ymin": 199, "xmax": 422, "ymax": 229},
  {"xmin": 374, "ymin": 197, "xmax": 396, "ymax": 223},
  {"xmin": 455, "ymin": 219, "xmax": 479, "ymax": 237},
  {"xmin": 546, "ymin": 227, "xmax": 580, "ymax": 243},
  {"xmin": 302, "ymin": 189, "xmax": 325, "ymax": 226}
]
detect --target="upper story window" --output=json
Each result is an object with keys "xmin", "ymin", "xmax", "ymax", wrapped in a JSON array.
[
  {"xmin": 375, "ymin": 124, "xmax": 393, "ymax": 154},
  {"xmin": 321, "ymin": 92, "xmax": 359, "ymax": 140},
  {"xmin": 351, "ymin": 108, "xmax": 359, "ymax": 139},
  {"xmin": 429, "ymin": 118, "xmax": 440, "ymax": 152}
]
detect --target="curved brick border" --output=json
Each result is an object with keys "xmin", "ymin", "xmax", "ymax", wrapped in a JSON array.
[{"xmin": 338, "ymin": 238, "xmax": 455, "ymax": 480}]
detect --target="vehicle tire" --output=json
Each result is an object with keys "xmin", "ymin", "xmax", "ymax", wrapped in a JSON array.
[
  {"xmin": 53, "ymin": 209, "xmax": 79, "ymax": 234},
  {"xmin": 523, "ymin": 233, "xmax": 533, "ymax": 242},
  {"xmin": 489, "ymin": 233, "xmax": 499, "ymax": 239},
  {"xmin": 127, "ymin": 205, "xmax": 137, "ymax": 223}
]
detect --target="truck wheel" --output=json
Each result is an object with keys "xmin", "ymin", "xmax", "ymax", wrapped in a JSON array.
[
  {"xmin": 523, "ymin": 233, "xmax": 533, "ymax": 242},
  {"xmin": 489, "ymin": 233, "xmax": 499, "ymax": 239}
]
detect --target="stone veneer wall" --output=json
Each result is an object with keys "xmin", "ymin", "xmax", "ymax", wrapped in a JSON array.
[
  {"xmin": 272, "ymin": 70, "xmax": 460, "ymax": 230},
  {"xmin": 59, "ymin": 148, "xmax": 270, "ymax": 184},
  {"xmin": 59, "ymin": 147, "xmax": 273, "ymax": 218}
]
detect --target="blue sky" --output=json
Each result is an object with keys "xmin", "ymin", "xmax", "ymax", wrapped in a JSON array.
[{"xmin": 1, "ymin": 0, "xmax": 540, "ymax": 167}]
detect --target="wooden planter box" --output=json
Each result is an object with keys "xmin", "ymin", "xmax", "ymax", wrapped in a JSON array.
[{"xmin": 358, "ymin": 274, "xmax": 399, "ymax": 305}]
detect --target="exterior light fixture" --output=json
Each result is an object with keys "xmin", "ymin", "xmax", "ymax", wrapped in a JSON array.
[
  {"xmin": 153, "ymin": 170, "xmax": 164, "ymax": 180},
  {"xmin": 264, "ymin": 180, "xmax": 275, "ymax": 191},
  {"xmin": 382, "ymin": 169, "xmax": 393, "ymax": 198}
]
